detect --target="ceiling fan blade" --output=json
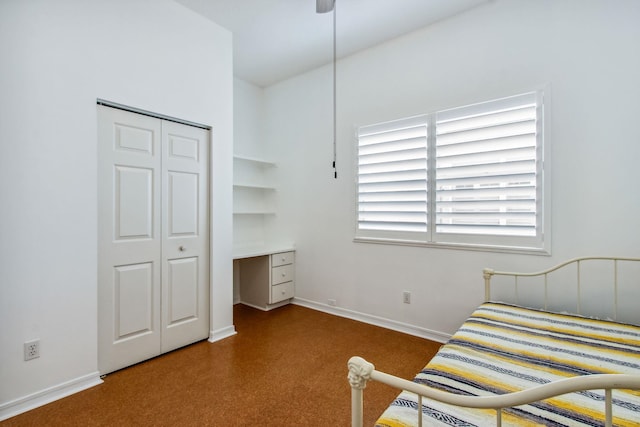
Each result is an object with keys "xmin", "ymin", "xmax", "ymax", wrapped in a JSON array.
[{"xmin": 316, "ymin": 0, "xmax": 335, "ymax": 13}]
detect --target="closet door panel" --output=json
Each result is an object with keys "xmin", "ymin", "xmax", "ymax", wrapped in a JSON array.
[
  {"xmin": 168, "ymin": 171, "xmax": 198, "ymax": 236},
  {"xmin": 114, "ymin": 262, "xmax": 154, "ymax": 339},
  {"xmin": 115, "ymin": 166, "xmax": 154, "ymax": 239},
  {"xmin": 98, "ymin": 105, "xmax": 162, "ymax": 374},
  {"xmin": 167, "ymin": 257, "xmax": 199, "ymax": 325},
  {"xmin": 161, "ymin": 120, "xmax": 210, "ymax": 353}
]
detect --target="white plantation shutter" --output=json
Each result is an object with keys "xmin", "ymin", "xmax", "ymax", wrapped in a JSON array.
[
  {"xmin": 355, "ymin": 90, "xmax": 547, "ymax": 252},
  {"xmin": 357, "ymin": 116, "xmax": 428, "ymax": 238},
  {"xmin": 435, "ymin": 92, "xmax": 540, "ymax": 238}
]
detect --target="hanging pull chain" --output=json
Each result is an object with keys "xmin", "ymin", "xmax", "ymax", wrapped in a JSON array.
[{"xmin": 332, "ymin": 1, "xmax": 337, "ymax": 179}]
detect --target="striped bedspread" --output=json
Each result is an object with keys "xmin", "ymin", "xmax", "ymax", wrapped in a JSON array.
[{"xmin": 375, "ymin": 302, "xmax": 640, "ymax": 427}]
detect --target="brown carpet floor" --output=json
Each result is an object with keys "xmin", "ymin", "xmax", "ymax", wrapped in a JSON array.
[{"xmin": 3, "ymin": 304, "xmax": 441, "ymax": 426}]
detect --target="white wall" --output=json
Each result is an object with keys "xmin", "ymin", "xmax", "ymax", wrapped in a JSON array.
[
  {"xmin": 234, "ymin": 78, "xmax": 266, "ymax": 159},
  {"xmin": 265, "ymin": 0, "xmax": 640, "ymax": 337},
  {"xmin": 0, "ymin": 0, "xmax": 233, "ymax": 418}
]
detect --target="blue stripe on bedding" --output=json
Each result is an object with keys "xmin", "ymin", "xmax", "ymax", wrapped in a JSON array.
[
  {"xmin": 465, "ymin": 316, "xmax": 640, "ymax": 350},
  {"xmin": 445, "ymin": 338, "xmax": 601, "ymax": 375},
  {"xmin": 451, "ymin": 328, "xmax": 640, "ymax": 370},
  {"xmin": 465, "ymin": 316, "xmax": 640, "ymax": 353},
  {"xmin": 375, "ymin": 302, "xmax": 640, "ymax": 427},
  {"xmin": 478, "ymin": 305, "xmax": 640, "ymax": 338},
  {"xmin": 417, "ymin": 369, "xmax": 620, "ymax": 426},
  {"xmin": 423, "ymin": 352, "xmax": 640, "ymax": 413},
  {"xmin": 427, "ymin": 352, "xmax": 551, "ymax": 384},
  {"xmin": 393, "ymin": 397, "xmax": 478, "ymax": 427}
]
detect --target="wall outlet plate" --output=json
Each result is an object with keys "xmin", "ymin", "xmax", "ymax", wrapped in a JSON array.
[
  {"xmin": 24, "ymin": 340, "xmax": 40, "ymax": 361},
  {"xmin": 403, "ymin": 291, "xmax": 411, "ymax": 304}
]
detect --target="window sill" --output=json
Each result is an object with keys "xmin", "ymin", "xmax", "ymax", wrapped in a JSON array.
[{"xmin": 353, "ymin": 236, "xmax": 551, "ymax": 256}]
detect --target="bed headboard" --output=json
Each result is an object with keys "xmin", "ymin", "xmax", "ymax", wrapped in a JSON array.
[{"xmin": 483, "ymin": 256, "xmax": 640, "ymax": 324}]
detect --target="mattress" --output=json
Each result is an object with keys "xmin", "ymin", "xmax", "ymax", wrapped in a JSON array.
[{"xmin": 375, "ymin": 302, "xmax": 640, "ymax": 427}]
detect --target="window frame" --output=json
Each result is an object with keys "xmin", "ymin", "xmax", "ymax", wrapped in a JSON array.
[{"xmin": 354, "ymin": 89, "xmax": 550, "ymax": 255}]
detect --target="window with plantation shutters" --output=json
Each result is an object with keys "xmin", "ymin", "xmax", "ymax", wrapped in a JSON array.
[
  {"xmin": 357, "ymin": 116, "xmax": 428, "ymax": 237},
  {"xmin": 355, "ymin": 90, "xmax": 549, "ymax": 253}
]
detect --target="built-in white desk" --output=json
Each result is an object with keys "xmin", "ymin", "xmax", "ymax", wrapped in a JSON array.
[{"xmin": 234, "ymin": 246, "xmax": 295, "ymax": 311}]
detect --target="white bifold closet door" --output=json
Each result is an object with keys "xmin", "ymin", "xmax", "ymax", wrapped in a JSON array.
[{"xmin": 97, "ymin": 105, "xmax": 209, "ymax": 375}]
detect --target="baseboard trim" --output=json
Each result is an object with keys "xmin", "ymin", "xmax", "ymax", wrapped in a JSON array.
[
  {"xmin": 292, "ymin": 297, "xmax": 451, "ymax": 344},
  {"xmin": 237, "ymin": 300, "xmax": 290, "ymax": 312},
  {"xmin": 0, "ymin": 371, "xmax": 103, "ymax": 421},
  {"xmin": 208, "ymin": 325, "xmax": 237, "ymax": 343}
]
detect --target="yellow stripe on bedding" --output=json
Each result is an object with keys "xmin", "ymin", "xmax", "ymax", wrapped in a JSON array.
[
  {"xmin": 421, "ymin": 359, "xmax": 640, "ymax": 426},
  {"xmin": 376, "ymin": 392, "xmax": 509, "ymax": 427},
  {"xmin": 439, "ymin": 343, "xmax": 640, "ymax": 401},
  {"xmin": 377, "ymin": 395, "xmax": 562, "ymax": 427},
  {"xmin": 475, "ymin": 304, "xmax": 640, "ymax": 347},
  {"xmin": 452, "ymin": 322, "xmax": 640, "ymax": 373},
  {"xmin": 438, "ymin": 344, "xmax": 640, "ymax": 405},
  {"xmin": 480, "ymin": 303, "xmax": 639, "ymax": 333},
  {"xmin": 473, "ymin": 312, "xmax": 640, "ymax": 348},
  {"xmin": 539, "ymin": 395, "xmax": 640, "ymax": 427},
  {"xmin": 447, "ymin": 333, "xmax": 627, "ymax": 379},
  {"xmin": 375, "ymin": 419, "xmax": 411, "ymax": 427},
  {"xmin": 426, "ymin": 360, "xmax": 516, "ymax": 393},
  {"xmin": 436, "ymin": 342, "xmax": 579, "ymax": 380}
]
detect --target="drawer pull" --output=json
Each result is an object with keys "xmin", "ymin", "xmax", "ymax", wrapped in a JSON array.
[
  {"xmin": 282, "ymin": 257, "xmax": 286, "ymax": 262},
  {"xmin": 282, "ymin": 272, "xmax": 286, "ymax": 277}
]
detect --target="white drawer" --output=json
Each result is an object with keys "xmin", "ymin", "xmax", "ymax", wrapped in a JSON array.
[
  {"xmin": 271, "ymin": 251, "xmax": 294, "ymax": 267},
  {"xmin": 272, "ymin": 264, "xmax": 294, "ymax": 285},
  {"xmin": 271, "ymin": 281, "xmax": 294, "ymax": 303}
]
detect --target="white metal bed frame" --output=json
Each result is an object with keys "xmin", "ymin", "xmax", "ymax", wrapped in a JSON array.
[{"xmin": 348, "ymin": 256, "xmax": 640, "ymax": 427}]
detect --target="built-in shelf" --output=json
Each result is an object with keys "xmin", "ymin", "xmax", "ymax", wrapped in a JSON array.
[
  {"xmin": 233, "ymin": 155, "xmax": 276, "ymax": 167},
  {"xmin": 233, "ymin": 154, "xmax": 277, "ymax": 217},
  {"xmin": 233, "ymin": 211, "xmax": 276, "ymax": 215},
  {"xmin": 233, "ymin": 183, "xmax": 276, "ymax": 190}
]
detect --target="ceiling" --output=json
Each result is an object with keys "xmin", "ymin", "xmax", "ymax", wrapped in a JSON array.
[{"xmin": 176, "ymin": 0, "xmax": 489, "ymax": 87}]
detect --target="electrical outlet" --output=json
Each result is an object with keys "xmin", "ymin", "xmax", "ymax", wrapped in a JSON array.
[
  {"xmin": 403, "ymin": 291, "xmax": 411, "ymax": 304},
  {"xmin": 24, "ymin": 340, "xmax": 40, "ymax": 361},
  {"xmin": 328, "ymin": 299, "xmax": 337, "ymax": 307}
]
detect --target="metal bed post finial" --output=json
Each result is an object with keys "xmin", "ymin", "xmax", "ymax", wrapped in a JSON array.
[
  {"xmin": 348, "ymin": 356, "xmax": 374, "ymax": 427},
  {"xmin": 483, "ymin": 268, "xmax": 495, "ymax": 301}
]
